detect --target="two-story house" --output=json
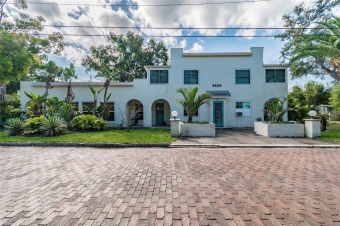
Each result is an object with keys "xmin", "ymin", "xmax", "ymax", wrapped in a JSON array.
[{"xmin": 20, "ymin": 47, "xmax": 289, "ymax": 128}]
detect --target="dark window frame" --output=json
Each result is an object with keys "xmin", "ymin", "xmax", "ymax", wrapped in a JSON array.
[
  {"xmin": 184, "ymin": 70, "xmax": 199, "ymax": 84},
  {"xmin": 235, "ymin": 69, "xmax": 251, "ymax": 84},
  {"xmin": 266, "ymin": 69, "xmax": 286, "ymax": 83},
  {"xmin": 150, "ymin": 70, "xmax": 169, "ymax": 84}
]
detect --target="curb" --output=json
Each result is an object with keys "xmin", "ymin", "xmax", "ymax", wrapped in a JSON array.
[
  {"xmin": 1, "ymin": 142, "xmax": 339, "ymax": 148},
  {"xmin": 169, "ymin": 144, "xmax": 340, "ymax": 148},
  {"xmin": 0, "ymin": 142, "xmax": 169, "ymax": 148}
]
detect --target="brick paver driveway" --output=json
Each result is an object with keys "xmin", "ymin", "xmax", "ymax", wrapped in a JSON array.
[{"xmin": 0, "ymin": 147, "xmax": 339, "ymax": 226}]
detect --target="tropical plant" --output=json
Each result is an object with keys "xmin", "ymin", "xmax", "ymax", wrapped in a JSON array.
[
  {"xmin": 177, "ymin": 87, "xmax": 212, "ymax": 123},
  {"xmin": 4, "ymin": 118, "xmax": 23, "ymax": 135},
  {"xmin": 70, "ymin": 114, "xmax": 107, "ymax": 131},
  {"xmin": 96, "ymin": 65, "xmax": 118, "ymax": 119},
  {"xmin": 40, "ymin": 115, "xmax": 67, "ymax": 136},
  {"xmin": 276, "ymin": 0, "xmax": 339, "ymax": 81},
  {"xmin": 22, "ymin": 115, "xmax": 46, "ymax": 135},
  {"xmin": 88, "ymin": 85, "xmax": 103, "ymax": 115},
  {"xmin": 61, "ymin": 63, "xmax": 77, "ymax": 103},
  {"xmin": 59, "ymin": 102, "xmax": 76, "ymax": 123},
  {"xmin": 24, "ymin": 92, "xmax": 47, "ymax": 116},
  {"xmin": 264, "ymin": 97, "xmax": 288, "ymax": 123},
  {"xmin": 45, "ymin": 96, "xmax": 63, "ymax": 115}
]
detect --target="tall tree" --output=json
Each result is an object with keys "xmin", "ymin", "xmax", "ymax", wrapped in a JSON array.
[
  {"xmin": 277, "ymin": 0, "xmax": 339, "ymax": 81},
  {"xmin": 0, "ymin": 0, "xmax": 65, "ymax": 84},
  {"xmin": 82, "ymin": 31, "xmax": 168, "ymax": 82}
]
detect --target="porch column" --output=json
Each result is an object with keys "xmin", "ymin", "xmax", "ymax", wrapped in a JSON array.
[
  {"xmin": 304, "ymin": 119, "xmax": 321, "ymax": 138},
  {"xmin": 170, "ymin": 119, "xmax": 181, "ymax": 137}
]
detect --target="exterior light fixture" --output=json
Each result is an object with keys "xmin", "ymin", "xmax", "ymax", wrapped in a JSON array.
[
  {"xmin": 308, "ymin": 110, "xmax": 317, "ymax": 119},
  {"xmin": 172, "ymin": 110, "xmax": 178, "ymax": 119}
]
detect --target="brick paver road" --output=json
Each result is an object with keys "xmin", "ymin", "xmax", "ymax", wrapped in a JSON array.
[{"xmin": 0, "ymin": 147, "xmax": 339, "ymax": 226}]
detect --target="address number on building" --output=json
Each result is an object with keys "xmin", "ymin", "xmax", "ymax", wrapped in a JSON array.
[{"xmin": 212, "ymin": 84, "xmax": 222, "ymax": 87}]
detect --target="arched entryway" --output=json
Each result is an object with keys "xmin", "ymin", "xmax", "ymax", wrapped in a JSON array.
[
  {"xmin": 126, "ymin": 99, "xmax": 144, "ymax": 127},
  {"xmin": 152, "ymin": 99, "xmax": 170, "ymax": 126}
]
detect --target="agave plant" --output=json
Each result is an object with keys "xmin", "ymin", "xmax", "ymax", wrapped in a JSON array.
[
  {"xmin": 40, "ymin": 115, "xmax": 67, "ymax": 136},
  {"xmin": 4, "ymin": 118, "xmax": 23, "ymax": 135}
]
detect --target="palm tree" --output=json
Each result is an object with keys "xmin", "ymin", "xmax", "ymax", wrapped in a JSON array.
[
  {"xmin": 177, "ymin": 87, "xmax": 211, "ymax": 123},
  {"xmin": 62, "ymin": 63, "xmax": 77, "ymax": 103},
  {"xmin": 291, "ymin": 18, "xmax": 340, "ymax": 81},
  {"xmin": 96, "ymin": 65, "xmax": 120, "ymax": 119},
  {"xmin": 88, "ymin": 85, "xmax": 103, "ymax": 115}
]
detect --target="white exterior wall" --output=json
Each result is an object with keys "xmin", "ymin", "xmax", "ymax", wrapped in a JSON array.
[{"xmin": 20, "ymin": 47, "xmax": 288, "ymax": 128}]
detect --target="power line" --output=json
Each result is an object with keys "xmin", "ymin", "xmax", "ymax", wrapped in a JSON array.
[
  {"xmin": 42, "ymin": 25, "xmax": 324, "ymax": 30},
  {"xmin": 18, "ymin": 33, "xmax": 336, "ymax": 38},
  {"xmin": 6, "ymin": 0, "xmax": 279, "ymax": 7}
]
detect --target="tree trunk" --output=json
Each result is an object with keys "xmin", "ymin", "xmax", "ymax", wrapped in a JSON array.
[
  {"xmin": 102, "ymin": 79, "xmax": 110, "ymax": 119},
  {"xmin": 65, "ymin": 79, "xmax": 75, "ymax": 103},
  {"xmin": 188, "ymin": 116, "xmax": 193, "ymax": 123},
  {"xmin": 45, "ymin": 75, "xmax": 52, "ymax": 96}
]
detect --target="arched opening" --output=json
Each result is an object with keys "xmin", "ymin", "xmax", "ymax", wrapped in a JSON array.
[
  {"xmin": 126, "ymin": 99, "xmax": 144, "ymax": 127},
  {"xmin": 152, "ymin": 99, "xmax": 170, "ymax": 126}
]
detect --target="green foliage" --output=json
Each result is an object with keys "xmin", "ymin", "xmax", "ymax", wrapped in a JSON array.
[
  {"xmin": 264, "ymin": 97, "xmax": 288, "ymax": 123},
  {"xmin": 88, "ymin": 85, "xmax": 103, "ymax": 115},
  {"xmin": 40, "ymin": 115, "xmax": 67, "ymax": 136},
  {"xmin": 4, "ymin": 118, "xmax": 23, "ymax": 135},
  {"xmin": 82, "ymin": 31, "xmax": 168, "ymax": 82},
  {"xmin": 70, "ymin": 114, "xmax": 107, "ymax": 131},
  {"xmin": 1, "ymin": 1, "xmax": 65, "ymax": 84},
  {"xmin": 177, "ymin": 87, "xmax": 212, "ymax": 123},
  {"xmin": 0, "ymin": 32, "xmax": 37, "ymax": 83},
  {"xmin": 45, "ymin": 96, "xmax": 63, "ymax": 115},
  {"xmin": 0, "ymin": 94, "xmax": 21, "ymax": 128},
  {"xmin": 288, "ymin": 82, "xmax": 331, "ymax": 122},
  {"xmin": 329, "ymin": 84, "xmax": 340, "ymax": 112},
  {"xmin": 24, "ymin": 91, "xmax": 47, "ymax": 116},
  {"xmin": 22, "ymin": 115, "xmax": 46, "ymax": 135},
  {"xmin": 276, "ymin": 0, "xmax": 339, "ymax": 81}
]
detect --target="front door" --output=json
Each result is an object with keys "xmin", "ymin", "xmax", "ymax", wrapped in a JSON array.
[
  {"xmin": 156, "ymin": 103, "xmax": 164, "ymax": 126},
  {"xmin": 213, "ymin": 101, "xmax": 224, "ymax": 127}
]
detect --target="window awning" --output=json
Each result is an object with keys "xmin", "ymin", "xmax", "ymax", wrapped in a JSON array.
[{"xmin": 206, "ymin": 90, "xmax": 231, "ymax": 98}]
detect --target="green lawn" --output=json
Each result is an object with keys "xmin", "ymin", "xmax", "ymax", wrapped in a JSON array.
[
  {"xmin": 0, "ymin": 128, "xmax": 177, "ymax": 144},
  {"xmin": 318, "ymin": 121, "xmax": 340, "ymax": 143}
]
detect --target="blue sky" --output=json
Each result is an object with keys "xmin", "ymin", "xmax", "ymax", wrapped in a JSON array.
[{"xmin": 4, "ymin": 0, "xmax": 338, "ymax": 88}]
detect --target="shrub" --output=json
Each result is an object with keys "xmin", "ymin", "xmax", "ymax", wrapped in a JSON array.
[
  {"xmin": 70, "ymin": 114, "xmax": 107, "ymax": 131},
  {"xmin": 0, "ymin": 94, "xmax": 21, "ymax": 128},
  {"xmin": 4, "ymin": 118, "xmax": 23, "ymax": 135},
  {"xmin": 40, "ymin": 115, "xmax": 68, "ymax": 136},
  {"xmin": 23, "ymin": 115, "xmax": 46, "ymax": 136}
]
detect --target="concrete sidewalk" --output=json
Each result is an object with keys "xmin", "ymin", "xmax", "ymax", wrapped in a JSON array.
[{"xmin": 171, "ymin": 129, "xmax": 340, "ymax": 148}]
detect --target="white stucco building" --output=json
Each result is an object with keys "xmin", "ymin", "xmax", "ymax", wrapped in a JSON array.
[{"xmin": 20, "ymin": 47, "xmax": 289, "ymax": 128}]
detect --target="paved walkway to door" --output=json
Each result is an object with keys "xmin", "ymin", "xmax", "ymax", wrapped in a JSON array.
[{"xmin": 172, "ymin": 129, "xmax": 337, "ymax": 146}]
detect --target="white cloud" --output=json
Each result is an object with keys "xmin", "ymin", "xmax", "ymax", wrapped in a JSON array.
[{"xmin": 188, "ymin": 42, "xmax": 204, "ymax": 53}]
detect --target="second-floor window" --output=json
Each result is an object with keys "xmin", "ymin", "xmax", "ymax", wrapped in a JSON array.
[
  {"xmin": 235, "ymin": 70, "xmax": 250, "ymax": 84},
  {"xmin": 150, "ymin": 70, "xmax": 168, "ymax": 84},
  {"xmin": 184, "ymin": 70, "xmax": 198, "ymax": 84},
  {"xmin": 266, "ymin": 69, "xmax": 285, "ymax": 83}
]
